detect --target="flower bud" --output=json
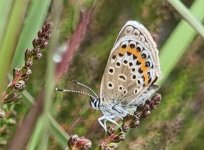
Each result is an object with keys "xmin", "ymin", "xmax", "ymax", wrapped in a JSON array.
[
  {"xmin": 33, "ymin": 52, "xmax": 43, "ymax": 60},
  {"xmin": 68, "ymin": 135, "xmax": 92, "ymax": 150},
  {"xmin": 14, "ymin": 80, "xmax": 26, "ymax": 91}
]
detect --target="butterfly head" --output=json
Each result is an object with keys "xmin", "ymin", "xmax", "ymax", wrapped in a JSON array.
[{"xmin": 89, "ymin": 96, "xmax": 100, "ymax": 110}]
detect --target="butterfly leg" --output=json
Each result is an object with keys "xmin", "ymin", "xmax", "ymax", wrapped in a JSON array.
[
  {"xmin": 98, "ymin": 115, "xmax": 122, "ymax": 131},
  {"xmin": 98, "ymin": 116, "xmax": 108, "ymax": 132},
  {"xmin": 106, "ymin": 116, "xmax": 123, "ymax": 131}
]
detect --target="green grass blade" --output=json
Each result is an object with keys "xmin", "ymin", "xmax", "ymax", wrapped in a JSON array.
[
  {"xmin": 160, "ymin": 0, "xmax": 204, "ymax": 84},
  {"xmin": 38, "ymin": 1, "xmax": 63, "ymax": 148},
  {"xmin": 167, "ymin": 0, "xmax": 204, "ymax": 38},
  {"xmin": 0, "ymin": 0, "xmax": 13, "ymax": 46},
  {"xmin": 28, "ymin": 1, "xmax": 64, "ymax": 149},
  {"xmin": 23, "ymin": 89, "xmax": 68, "ymax": 148},
  {"xmin": 0, "ymin": 0, "xmax": 30, "ymax": 97},
  {"xmin": 28, "ymin": 117, "xmax": 44, "ymax": 150},
  {"xmin": 48, "ymin": 115, "xmax": 69, "ymax": 147}
]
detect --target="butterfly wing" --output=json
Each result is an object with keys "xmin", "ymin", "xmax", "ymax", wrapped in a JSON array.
[{"xmin": 100, "ymin": 21, "xmax": 161, "ymax": 107}]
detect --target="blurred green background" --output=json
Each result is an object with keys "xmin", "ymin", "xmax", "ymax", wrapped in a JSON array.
[{"xmin": 0, "ymin": 0, "xmax": 204, "ymax": 149}]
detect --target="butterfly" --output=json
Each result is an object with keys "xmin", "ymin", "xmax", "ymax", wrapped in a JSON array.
[{"xmin": 56, "ymin": 20, "xmax": 162, "ymax": 131}]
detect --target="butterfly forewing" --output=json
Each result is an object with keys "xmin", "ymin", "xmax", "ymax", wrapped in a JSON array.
[{"xmin": 100, "ymin": 21, "xmax": 161, "ymax": 107}]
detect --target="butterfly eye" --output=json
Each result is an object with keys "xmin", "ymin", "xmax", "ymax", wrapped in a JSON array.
[
  {"xmin": 139, "ymin": 35, "xmax": 145, "ymax": 42},
  {"xmin": 125, "ymin": 26, "xmax": 134, "ymax": 34},
  {"xmin": 133, "ymin": 28, "xmax": 140, "ymax": 36},
  {"xmin": 136, "ymin": 43, "xmax": 143, "ymax": 52},
  {"xmin": 129, "ymin": 41, "xmax": 136, "ymax": 49}
]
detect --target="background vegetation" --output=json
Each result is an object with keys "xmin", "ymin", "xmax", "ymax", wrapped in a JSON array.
[{"xmin": 0, "ymin": 0, "xmax": 204, "ymax": 149}]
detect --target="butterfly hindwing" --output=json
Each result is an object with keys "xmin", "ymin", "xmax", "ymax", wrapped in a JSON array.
[{"xmin": 100, "ymin": 21, "xmax": 161, "ymax": 107}]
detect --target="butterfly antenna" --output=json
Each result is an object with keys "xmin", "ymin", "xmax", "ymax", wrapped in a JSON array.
[
  {"xmin": 72, "ymin": 80, "xmax": 99, "ymax": 98},
  {"xmin": 56, "ymin": 88, "xmax": 96, "ymax": 99}
]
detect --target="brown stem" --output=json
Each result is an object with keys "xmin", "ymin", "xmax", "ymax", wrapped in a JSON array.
[
  {"xmin": 7, "ymin": 90, "xmax": 45, "ymax": 150},
  {"xmin": 55, "ymin": 10, "xmax": 93, "ymax": 81}
]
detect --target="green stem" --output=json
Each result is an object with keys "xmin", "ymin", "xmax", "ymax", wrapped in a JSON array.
[
  {"xmin": 159, "ymin": 0, "xmax": 204, "ymax": 84},
  {"xmin": 0, "ymin": 0, "xmax": 13, "ymax": 46},
  {"xmin": 167, "ymin": 0, "xmax": 204, "ymax": 38},
  {"xmin": 21, "ymin": 87, "xmax": 68, "ymax": 148}
]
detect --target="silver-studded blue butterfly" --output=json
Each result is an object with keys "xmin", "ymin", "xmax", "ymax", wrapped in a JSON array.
[{"xmin": 56, "ymin": 20, "xmax": 162, "ymax": 131}]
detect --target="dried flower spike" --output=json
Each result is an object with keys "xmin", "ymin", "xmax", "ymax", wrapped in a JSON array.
[
  {"xmin": 67, "ymin": 135, "xmax": 92, "ymax": 150},
  {"xmin": 0, "ymin": 22, "xmax": 52, "ymax": 115}
]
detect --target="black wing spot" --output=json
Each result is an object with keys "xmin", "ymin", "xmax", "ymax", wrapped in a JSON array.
[
  {"xmin": 145, "ymin": 61, "xmax": 150, "ymax": 67},
  {"xmin": 141, "ymin": 53, "xmax": 147, "ymax": 59},
  {"xmin": 118, "ymin": 85, "xmax": 123, "ymax": 91},
  {"xmin": 127, "ymin": 52, "xmax": 132, "ymax": 56},
  {"xmin": 116, "ymin": 62, "xmax": 121, "ymax": 67},
  {"xmin": 134, "ymin": 89, "xmax": 138, "ymax": 94},
  {"xmin": 130, "ymin": 43, "xmax": 135, "ymax": 49},
  {"xmin": 123, "ymin": 60, "xmax": 128, "ymax": 64},
  {"xmin": 133, "ymin": 55, "xmax": 137, "ymax": 60},
  {"xmin": 119, "ymin": 74, "xmax": 126, "ymax": 81},
  {"xmin": 121, "ymin": 44, "xmax": 127, "ymax": 49},
  {"xmin": 137, "ymin": 80, "xmax": 141, "ymax": 85},
  {"xmin": 138, "ymin": 68, "xmax": 143, "ymax": 74},
  {"xmin": 112, "ymin": 55, "xmax": 116, "ymax": 60},
  {"xmin": 136, "ymin": 46, "xmax": 142, "ymax": 52},
  {"xmin": 136, "ymin": 61, "xmax": 141, "ymax": 65},
  {"xmin": 109, "ymin": 67, "xmax": 114, "ymax": 73},
  {"xmin": 131, "ymin": 75, "xmax": 136, "ymax": 80},
  {"xmin": 129, "ymin": 62, "xmax": 133, "ymax": 67},
  {"xmin": 107, "ymin": 82, "xmax": 114, "ymax": 89},
  {"xmin": 119, "ymin": 53, "xmax": 123, "ymax": 57},
  {"xmin": 152, "ymin": 76, "xmax": 158, "ymax": 84}
]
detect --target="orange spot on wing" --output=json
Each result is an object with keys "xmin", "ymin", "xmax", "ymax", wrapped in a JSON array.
[
  {"xmin": 119, "ymin": 48, "xmax": 127, "ymax": 54},
  {"xmin": 119, "ymin": 46, "xmax": 150, "ymax": 85},
  {"xmin": 126, "ymin": 47, "xmax": 150, "ymax": 85},
  {"xmin": 143, "ymin": 73, "xmax": 149, "ymax": 86}
]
